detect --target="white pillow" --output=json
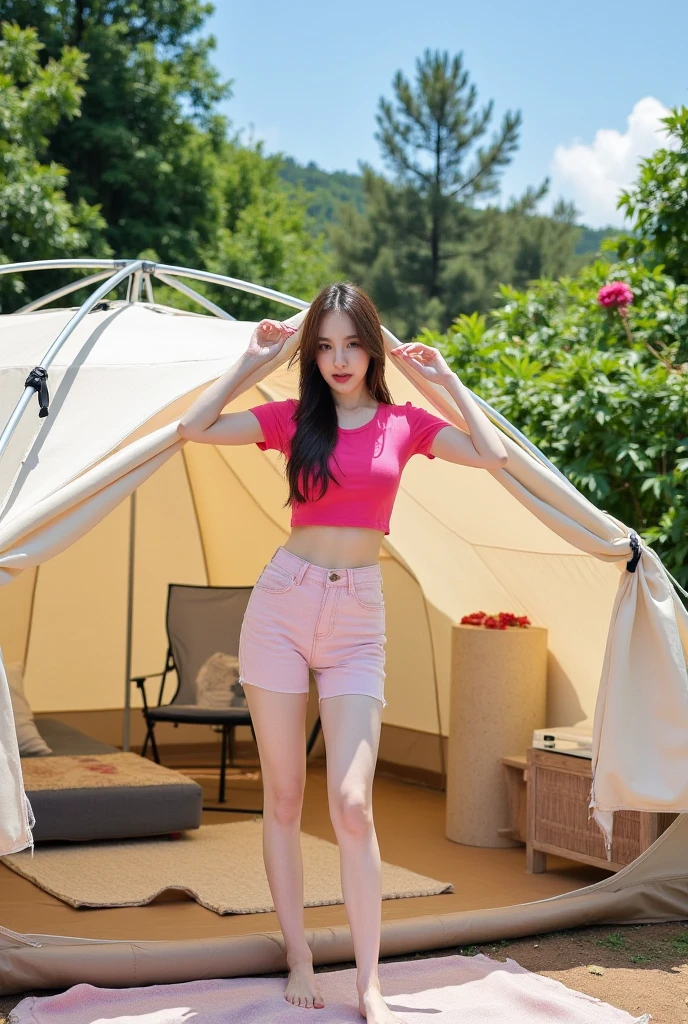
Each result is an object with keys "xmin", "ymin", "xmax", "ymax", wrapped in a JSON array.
[
  {"xmin": 5, "ymin": 661, "xmax": 52, "ymax": 756},
  {"xmin": 195, "ymin": 652, "xmax": 247, "ymax": 709}
]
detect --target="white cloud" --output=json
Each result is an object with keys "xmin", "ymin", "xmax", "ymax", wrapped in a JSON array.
[{"xmin": 550, "ymin": 97, "xmax": 677, "ymax": 227}]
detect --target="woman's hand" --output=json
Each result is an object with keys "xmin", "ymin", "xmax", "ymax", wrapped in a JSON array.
[
  {"xmin": 246, "ymin": 319, "xmax": 298, "ymax": 361},
  {"xmin": 390, "ymin": 342, "xmax": 454, "ymax": 384}
]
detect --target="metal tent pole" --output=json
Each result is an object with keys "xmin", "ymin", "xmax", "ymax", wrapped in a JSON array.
[
  {"xmin": 154, "ymin": 271, "xmax": 236, "ymax": 320},
  {"xmin": 16, "ymin": 270, "xmax": 116, "ymax": 313},
  {"xmin": 0, "ymin": 260, "xmax": 143, "ymax": 465},
  {"xmin": 0, "ymin": 259, "xmax": 122, "ymax": 276},
  {"xmin": 0, "ymin": 252, "xmax": 632, "ymax": 762},
  {"xmin": 0, "ymin": 255, "xmax": 579, "ymax": 493},
  {"xmin": 151, "ymin": 263, "xmax": 310, "ymax": 310},
  {"xmin": 123, "ymin": 490, "xmax": 137, "ymax": 752},
  {"xmin": 126, "ymin": 269, "xmax": 143, "ymax": 303},
  {"xmin": 143, "ymin": 272, "xmax": 155, "ymax": 305}
]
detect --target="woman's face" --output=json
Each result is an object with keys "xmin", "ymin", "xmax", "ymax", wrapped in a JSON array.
[{"xmin": 314, "ymin": 310, "xmax": 372, "ymax": 397}]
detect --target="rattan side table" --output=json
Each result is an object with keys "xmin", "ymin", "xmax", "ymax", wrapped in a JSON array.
[{"xmin": 525, "ymin": 747, "xmax": 677, "ymax": 872}]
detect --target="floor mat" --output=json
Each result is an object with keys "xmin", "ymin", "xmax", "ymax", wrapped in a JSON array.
[
  {"xmin": 0, "ymin": 819, "xmax": 452, "ymax": 913},
  {"xmin": 9, "ymin": 952, "xmax": 650, "ymax": 1022}
]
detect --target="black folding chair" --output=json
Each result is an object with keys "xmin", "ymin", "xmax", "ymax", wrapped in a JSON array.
[{"xmin": 131, "ymin": 583, "xmax": 264, "ymax": 813}]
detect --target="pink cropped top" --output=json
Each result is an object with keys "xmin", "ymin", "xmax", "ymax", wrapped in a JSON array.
[{"xmin": 248, "ymin": 398, "xmax": 450, "ymax": 535}]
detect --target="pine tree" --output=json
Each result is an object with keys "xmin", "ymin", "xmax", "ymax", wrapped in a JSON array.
[
  {"xmin": 375, "ymin": 48, "xmax": 521, "ymax": 301},
  {"xmin": 333, "ymin": 50, "xmax": 587, "ymax": 337}
]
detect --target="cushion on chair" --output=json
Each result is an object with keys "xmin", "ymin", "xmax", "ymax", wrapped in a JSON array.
[
  {"xmin": 195, "ymin": 652, "xmax": 248, "ymax": 709},
  {"xmin": 147, "ymin": 704, "xmax": 252, "ymax": 725}
]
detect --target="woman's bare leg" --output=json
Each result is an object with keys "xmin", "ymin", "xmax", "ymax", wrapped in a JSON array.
[
  {"xmin": 242, "ymin": 682, "xmax": 324, "ymax": 1009},
  {"xmin": 318, "ymin": 693, "xmax": 403, "ymax": 1024}
]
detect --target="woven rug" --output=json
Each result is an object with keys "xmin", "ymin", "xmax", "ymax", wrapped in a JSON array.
[
  {"xmin": 10, "ymin": 953, "xmax": 650, "ymax": 1023},
  {"xmin": 0, "ymin": 820, "xmax": 453, "ymax": 914},
  {"xmin": 20, "ymin": 752, "xmax": 192, "ymax": 791}
]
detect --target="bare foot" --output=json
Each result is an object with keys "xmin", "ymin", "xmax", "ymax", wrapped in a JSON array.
[
  {"xmin": 285, "ymin": 958, "xmax": 325, "ymax": 1009},
  {"xmin": 358, "ymin": 984, "xmax": 404, "ymax": 1022}
]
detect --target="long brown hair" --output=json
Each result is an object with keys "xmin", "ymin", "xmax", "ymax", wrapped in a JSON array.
[{"xmin": 283, "ymin": 282, "xmax": 393, "ymax": 507}]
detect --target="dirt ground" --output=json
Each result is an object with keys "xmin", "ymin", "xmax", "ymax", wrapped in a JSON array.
[
  {"xmin": 469, "ymin": 921, "xmax": 687, "ymax": 1023},
  {"xmin": 2, "ymin": 920, "xmax": 686, "ymax": 1023}
]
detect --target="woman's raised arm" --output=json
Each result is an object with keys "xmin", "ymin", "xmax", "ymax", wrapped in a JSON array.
[
  {"xmin": 391, "ymin": 341, "xmax": 508, "ymax": 469},
  {"xmin": 177, "ymin": 319, "xmax": 295, "ymax": 444}
]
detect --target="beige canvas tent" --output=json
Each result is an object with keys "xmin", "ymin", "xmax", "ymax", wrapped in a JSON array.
[{"xmin": 0, "ymin": 259, "xmax": 687, "ymax": 990}]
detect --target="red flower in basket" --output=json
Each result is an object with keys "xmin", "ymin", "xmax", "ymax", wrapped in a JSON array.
[
  {"xmin": 461, "ymin": 610, "xmax": 487, "ymax": 626},
  {"xmin": 460, "ymin": 609, "xmax": 531, "ymax": 629}
]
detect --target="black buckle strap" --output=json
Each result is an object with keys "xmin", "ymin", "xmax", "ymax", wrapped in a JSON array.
[
  {"xmin": 24, "ymin": 366, "xmax": 50, "ymax": 418},
  {"xmin": 626, "ymin": 530, "xmax": 641, "ymax": 573}
]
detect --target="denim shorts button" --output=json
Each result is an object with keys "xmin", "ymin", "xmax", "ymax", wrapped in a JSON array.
[{"xmin": 329, "ymin": 572, "xmax": 340, "ymax": 581}]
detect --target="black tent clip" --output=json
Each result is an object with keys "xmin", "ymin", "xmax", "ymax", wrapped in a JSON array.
[
  {"xmin": 25, "ymin": 366, "xmax": 50, "ymax": 418},
  {"xmin": 626, "ymin": 530, "xmax": 641, "ymax": 573}
]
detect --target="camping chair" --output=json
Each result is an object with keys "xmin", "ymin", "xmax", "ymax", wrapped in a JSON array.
[{"xmin": 131, "ymin": 583, "xmax": 264, "ymax": 813}]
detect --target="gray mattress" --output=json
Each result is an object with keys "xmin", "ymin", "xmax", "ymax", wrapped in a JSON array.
[{"xmin": 23, "ymin": 719, "xmax": 202, "ymax": 843}]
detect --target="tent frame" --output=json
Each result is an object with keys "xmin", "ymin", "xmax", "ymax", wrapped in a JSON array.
[
  {"xmin": 3, "ymin": 261, "xmax": 688, "ymax": 992},
  {"xmin": 0, "ymin": 257, "xmax": 648, "ymax": 754},
  {"xmin": 0, "ymin": 257, "xmax": 579, "ymax": 484}
]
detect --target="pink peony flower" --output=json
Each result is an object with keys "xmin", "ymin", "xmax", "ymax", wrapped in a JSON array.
[{"xmin": 597, "ymin": 282, "xmax": 634, "ymax": 309}]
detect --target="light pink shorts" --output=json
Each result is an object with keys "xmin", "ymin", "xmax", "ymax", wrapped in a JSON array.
[{"xmin": 239, "ymin": 546, "xmax": 387, "ymax": 707}]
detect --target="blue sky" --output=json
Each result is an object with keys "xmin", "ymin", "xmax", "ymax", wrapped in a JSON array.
[{"xmin": 206, "ymin": 1, "xmax": 687, "ymax": 227}]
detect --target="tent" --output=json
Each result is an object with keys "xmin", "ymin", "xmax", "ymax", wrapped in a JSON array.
[{"xmin": 0, "ymin": 258, "xmax": 687, "ymax": 989}]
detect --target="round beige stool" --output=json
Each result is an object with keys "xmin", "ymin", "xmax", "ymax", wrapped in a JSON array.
[{"xmin": 445, "ymin": 623, "xmax": 547, "ymax": 847}]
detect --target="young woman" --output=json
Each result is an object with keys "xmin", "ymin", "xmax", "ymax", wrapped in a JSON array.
[{"xmin": 177, "ymin": 282, "xmax": 508, "ymax": 1023}]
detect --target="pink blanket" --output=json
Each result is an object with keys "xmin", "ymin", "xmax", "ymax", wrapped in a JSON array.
[{"xmin": 12, "ymin": 952, "xmax": 649, "ymax": 1023}]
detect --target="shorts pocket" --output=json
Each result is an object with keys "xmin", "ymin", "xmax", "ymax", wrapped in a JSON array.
[
  {"xmin": 254, "ymin": 562, "xmax": 295, "ymax": 595},
  {"xmin": 352, "ymin": 577, "xmax": 384, "ymax": 610}
]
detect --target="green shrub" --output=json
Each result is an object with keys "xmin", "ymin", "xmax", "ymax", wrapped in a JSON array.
[{"xmin": 420, "ymin": 258, "xmax": 688, "ymax": 593}]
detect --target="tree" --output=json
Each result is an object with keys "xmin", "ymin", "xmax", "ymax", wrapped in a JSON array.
[
  {"xmin": 418, "ymin": 103, "xmax": 688, "ymax": 593},
  {"xmin": 0, "ymin": 20, "xmax": 109, "ymax": 310},
  {"xmin": 332, "ymin": 49, "xmax": 588, "ymax": 338},
  {"xmin": 374, "ymin": 48, "xmax": 521, "ymax": 301},
  {"xmin": 156, "ymin": 140, "xmax": 335, "ymax": 321},
  {"xmin": 332, "ymin": 167, "xmax": 452, "ymax": 337},
  {"xmin": 332, "ymin": 170, "xmax": 587, "ymax": 338},
  {"xmin": 422, "ymin": 260, "xmax": 688, "ymax": 594},
  {"xmin": 610, "ymin": 105, "xmax": 688, "ymax": 284},
  {"xmin": 3, "ymin": 1, "xmax": 230, "ymax": 263},
  {"xmin": 447, "ymin": 191, "xmax": 589, "ymax": 312},
  {"xmin": 278, "ymin": 156, "xmax": 366, "ymax": 242},
  {"xmin": 1, "ymin": 3, "xmax": 332, "ymax": 316}
]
